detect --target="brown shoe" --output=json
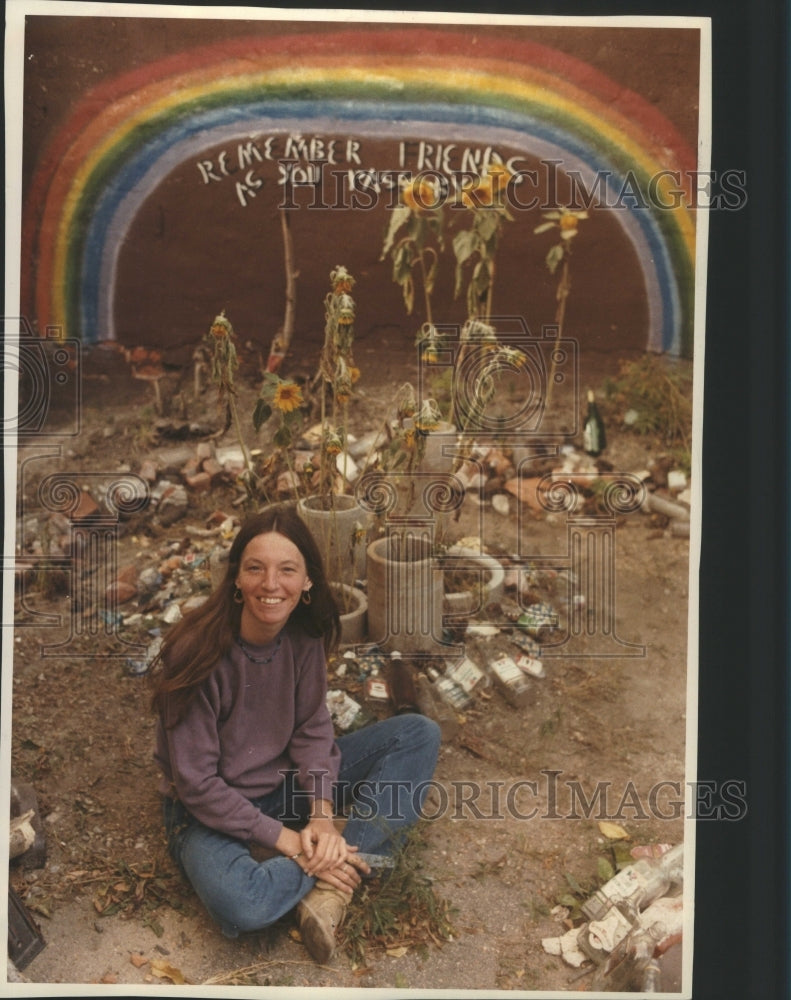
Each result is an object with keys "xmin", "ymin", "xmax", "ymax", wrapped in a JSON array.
[{"xmin": 297, "ymin": 885, "xmax": 349, "ymax": 964}]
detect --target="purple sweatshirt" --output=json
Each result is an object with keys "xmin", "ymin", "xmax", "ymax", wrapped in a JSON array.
[{"xmin": 154, "ymin": 624, "xmax": 340, "ymax": 848}]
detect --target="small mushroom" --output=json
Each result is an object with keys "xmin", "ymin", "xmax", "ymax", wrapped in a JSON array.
[
  {"xmin": 132, "ymin": 363, "xmax": 166, "ymax": 414},
  {"xmin": 123, "ymin": 347, "xmax": 166, "ymax": 414}
]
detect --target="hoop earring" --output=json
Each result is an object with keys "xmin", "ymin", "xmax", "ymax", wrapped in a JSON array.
[
  {"xmin": 233, "ymin": 587, "xmax": 244, "ymax": 605},
  {"xmin": 301, "ymin": 589, "xmax": 312, "ymax": 605}
]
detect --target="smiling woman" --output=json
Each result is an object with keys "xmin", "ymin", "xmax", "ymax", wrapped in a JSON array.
[
  {"xmin": 234, "ymin": 531, "xmax": 314, "ymax": 645},
  {"xmin": 147, "ymin": 502, "xmax": 440, "ymax": 965}
]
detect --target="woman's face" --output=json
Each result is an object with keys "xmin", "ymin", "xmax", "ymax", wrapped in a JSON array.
[{"xmin": 235, "ymin": 531, "xmax": 312, "ymax": 642}]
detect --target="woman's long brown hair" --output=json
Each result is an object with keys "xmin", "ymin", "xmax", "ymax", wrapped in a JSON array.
[{"xmin": 149, "ymin": 503, "xmax": 340, "ymax": 726}]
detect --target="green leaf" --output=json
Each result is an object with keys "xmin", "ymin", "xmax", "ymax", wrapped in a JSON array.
[
  {"xmin": 597, "ymin": 856, "xmax": 616, "ymax": 884},
  {"xmin": 476, "ymin": 210, "xmax": 501, "ymax": 243},
  {"xmin": 252, "ymin": 399, "xmax": 272, "ymax": 431},
  {"xmin": 533, "ymin": 221, "xmax": 557, "ymax": 234},
  {"xmin": 452, "ymin": 228, "xmax": 477, "ymax": 266},
  {"xmin": 273, "ymin": 425, "xmax": 293, "ymax": 449},
  {"xmin": 392, "ymin": 242, "xmax": 415, "ymax": 291},
  {"xmin": 545, "ymin": 243, "xmax": 565, "ymax": 275},
  {"xmin": 612, "ymin": 842, "xmax": 635, "ymax": 867}
]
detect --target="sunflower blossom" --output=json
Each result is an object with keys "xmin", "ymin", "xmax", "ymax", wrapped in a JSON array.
[{"xmin": 272, "ymin": 381, "xmax": 303, "ymax": 413}]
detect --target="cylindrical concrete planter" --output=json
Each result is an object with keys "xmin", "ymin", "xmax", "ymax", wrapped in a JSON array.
[
  {"xmin": 442, "ymin": 547, "xmax": 506, "ymax": 618},
  {"xmin": 297, "ymin": 494, "xmax": 372, "ymax": 587},
  {"xmin": 366, "ymin": 533, "xmax": 445, "ymax": 654},
  {"xmin": 420, "ymin": 421, "xmax": 458, "ymax": 476},
  {"xmin": 332, "ymin": 582, "xmax": 368, "ymax": 646}
]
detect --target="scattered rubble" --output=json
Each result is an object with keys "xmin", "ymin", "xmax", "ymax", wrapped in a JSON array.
[{"xmin": 541, "ymin": 841, "xmax": 685, "ymax": 992}]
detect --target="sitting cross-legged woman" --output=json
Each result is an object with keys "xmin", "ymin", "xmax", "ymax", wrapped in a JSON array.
[{"xmin": 149, "ymin": 503, "xmax": 441, "ymax": 964}]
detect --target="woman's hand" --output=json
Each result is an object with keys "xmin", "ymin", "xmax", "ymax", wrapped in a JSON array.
[
  {"xmin": 299, "ymin": 816, "xmax": 352, "ymax": 875},
  {"xmin": 314, "ymin": 853, "xmax": 372, "ymax": 896},
  {"xmin": 272, "ymin": 813, "xmax": 371, "ymax": 891}
]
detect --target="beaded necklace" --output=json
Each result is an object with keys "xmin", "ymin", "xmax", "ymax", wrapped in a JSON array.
[{"xmin": 236, "ymin": 634, "xmax": 282, "ymax": 664}]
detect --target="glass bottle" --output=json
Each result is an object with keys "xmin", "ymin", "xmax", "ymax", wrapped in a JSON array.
[
  {"xmin": 582, "ymin": 844, "xmax": 684, "ymax": 921},
  {"xmin": 415, "ymin": 672, "xmax": 459, "ymax": 741},
  {"xmin": 389, "ymin": 655, "xmax": 420, "ymax": 713},
  {"xmin": 583, "ymin": 388, "xmax": 606, "ymax": 456}
]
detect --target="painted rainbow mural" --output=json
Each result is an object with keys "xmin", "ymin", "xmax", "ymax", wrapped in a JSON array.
[{"xmin": 22, "ymin": 28, "xmax": 700, "ymax": 355}]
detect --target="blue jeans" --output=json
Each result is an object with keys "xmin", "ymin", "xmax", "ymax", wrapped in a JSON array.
[{"xmin": 162, "ymin": 713, "xmax": 441, "ymax": 937}]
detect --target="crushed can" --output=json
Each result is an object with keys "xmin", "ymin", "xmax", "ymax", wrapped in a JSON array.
[
  {"xmin": 517, "ymin": 602, "xmax": 557, "ymax": 638},
  {"xmin": 509, "ymin": 631, "xmax": 542, "ymax": 658}
]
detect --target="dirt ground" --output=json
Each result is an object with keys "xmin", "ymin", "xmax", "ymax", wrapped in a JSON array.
[{"xmin": 7, "ymin": 335, "xmax": 693, "ymax": 995}]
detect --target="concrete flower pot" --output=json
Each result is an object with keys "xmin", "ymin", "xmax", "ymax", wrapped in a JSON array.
[
  {"xmin": 442, "ymin": 546, "xmax": 506, "ymax": 618},
  {"xmin": 419, "ymin": 420, "xmax": 459, "ymax": 476},
  {"xmin": 332, "ymin": 582, "xmax": 368, "ymax": 646},
  {"xmin": 298, "ymin": 494, "xmax": 372, "ymax": 587},
  {"xmin": 366, "ymin": 533, "xmax": 446, "ymax": 654}
]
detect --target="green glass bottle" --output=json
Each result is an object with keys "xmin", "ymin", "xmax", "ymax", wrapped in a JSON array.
[{"xmin": 583, "ymin": 389, "xmax": 606, "ymax": 456}]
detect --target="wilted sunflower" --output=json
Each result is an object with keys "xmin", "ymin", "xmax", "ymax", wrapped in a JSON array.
[
  {"xmin": 497, "ymin": 347, "xmax": 529, "ymax": 371},
  {"xmin": 460, "ymin": 163, "xmax": 513, "ymax": 210},
  {"xmin": 272, "ymin": 380, "xmax": 303, "ymax": 413},
  {"xmin": 414, "ymin": 398, "xmax": 442, "ymax": 433},
  {"xmin": 334, "ymin": 357, "xmax": 354, "ymax": 404},
  {"xmin": 335, "ymin": 293, "xmax": 356, "ymax": 327},
  {"xmin": 209, "ymin": 311, "xmax": 233, "ymax": 339},
  {"xmin": 460, "ymin": 175, "xmax": 494, "ymax": 210},
  {"xmin": 402, "ymin": 176, "xmax": 438, "ymax": 214},
  {"xmin": 534, "ymin": 208, "xmax": 589, "ymax": 241},
  {"xmin": 330, "ymin": 265, "xmax": 355, "ymax": 295},
  {"xmin": 421, "ymin": 344, "xmax": 439, "ymax": 364},
  {"xmin": 486, "ymin": 162, "xmax": 513, "ymax": 192},
  {"xmin": 395, "ymin": 382, "xmax": 418, "ymax": 420},
  {"xmin": 322, "ymin": 429, "xmax": 344, "ymax": 456}
]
